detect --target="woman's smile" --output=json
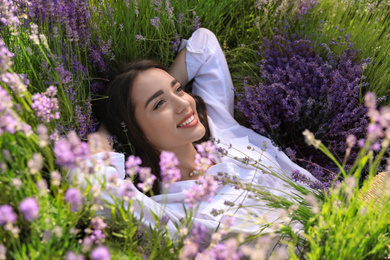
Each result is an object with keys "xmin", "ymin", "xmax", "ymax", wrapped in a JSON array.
[{"xmin": 177, "ymin": 111, "xmax": 199, "ymax": 128}]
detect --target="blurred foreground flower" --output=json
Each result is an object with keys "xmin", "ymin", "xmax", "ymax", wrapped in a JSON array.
[
  {"xmin": 19, "ymin": 197, "xmax": 39, "ymax": 221},
  {"xmin": 184, "ymin": 175, "xmax": 219, "ymax": 208},
  {"xmin": 65, "ymin": 188, "xmax": 83, "ymax": 212},
  {"xmin": 90, "ymin": 246, "xmax": 110, "ymax": 260},
  {"xmin": 160, "ymin": 151, "xmax": 181, "ymax": 188},
  {"xmin": 0, "ymin": 205, "xmax": 17, "ymax": 226},
  {"xmin": 54, "ymin": 131, "xmax": 90, "ymax": 168}
]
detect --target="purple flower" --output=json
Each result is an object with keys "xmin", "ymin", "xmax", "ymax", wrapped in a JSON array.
[
  {"xmin": 150, "ymin": 16, "xmax": 160, "ymax": 30},
  {"xmin": 65, "ymin": 251, "xmax": 85, "ymax": 260},
  {"xmin": 195, "ymin": 141, "xmax": 216, "ymax": 174},
  {"xmin": 90, "ymin": 246, "xmax": 110, "ymax": 260},
  {"xmin": 125, "ymin": 155, "xmax": 142, "ymax": 177},
  {"xmin": 204, "ymin": 238, "xmax": 242, "ymax": 260},
  {"xmin": 236, "ymin": 32, "xmax": 370, "ymax": 185},
  {"xmin": 0, "ymin": 205, "xmax": 17, "ymax": 226},
  {"xmin": 191, "ymin": 15, "xmax": 201, "ymax": 31},
  {"xmin": 170, "ymin": 33, "xmax": 180, "ymax": 54},
  {"xmin": 180, "ymin": 239, "xmax": 199, "ymax": 259},
  {"xmin": 0, "ymin": 37, "xmax": 14, "ymax": 74},
  {"xmin": 90, "ymin": 229, "xmax": 106, "ymax": 244},
  {"xmin": 1, "ymin": 72, "xmax": 28, "ymax": 96},
  {"xmin": 0, "ymin": 244, "xmax": 5, "ymax": 260},
  {"xmin": 291, "ymin": 170, "xmax": 327, "ymax": 190},
  {"xmin": 137, "ymin": 167, "xmax": 156, "ymax": 193},
  {"xmin": 65, "ymin": 188, "xmax": 83, "ymax": 212},
  {"xmin": 119, "ymin": 180, "xmax": 137, "ymax": 199},
  {"xmin": 0, "ymin": 0, "xmax": 20, "ymax": 29},
  {"xmin": 91, "ymin": 217, "xmax": 107, "ymax": 230},
  {"xmin": 191, "ymin": 223, "xmax": 207, "ymax": 244},
  {"xmin": 19, "ymin": 197, "xmax": 39, "ymax": 221},
  {"xmin": 135, "ymin": 34, "xmax": 145, "ymax": 41},
  {"xmin": 177, "ymin": 13, "xmax": 184, "ymax": 26},
  {"xmin": 28, "ymin": 0, "xmax": 91, "ymax": 43},
  {"xmin": 165, "ymin": 0, "xmax": 174, "ymax": 18},
  {"xmin": 54, "ymin": 131, "xmax": 90, "ymax": 168},
  {"xmin": 184, "ymin": 175, "xmax": 219, "ymax": 208},
  {"xmin": 31, "ymin": 87, "xmax": 60, "ymax": 123},
  {"xmin": 160, "ymin": 151, "xmax": 181, "ymax": 188}
]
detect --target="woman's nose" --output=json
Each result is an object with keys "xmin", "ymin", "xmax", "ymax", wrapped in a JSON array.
[{"xmin": 174, "ymin": 95, "xmax": 190, "ymax": 114}]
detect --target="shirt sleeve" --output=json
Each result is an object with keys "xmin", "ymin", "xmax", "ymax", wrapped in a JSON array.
[{"xmin": 180, "ymin": 28, "xmax": 237, "ymax": 129}]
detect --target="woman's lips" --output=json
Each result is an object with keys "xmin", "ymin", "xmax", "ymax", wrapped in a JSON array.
[{"xmin": 178, "ymin": 111, "xmax": 198, "ymax": 128}]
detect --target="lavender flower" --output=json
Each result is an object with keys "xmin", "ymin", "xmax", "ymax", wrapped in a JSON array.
[
  {"xmin": 119, "ymin": 180, "xmax": 137, "ymax": 199},
  {"xmin": 0, "ymin": 205, "xmax": 17, "ymax": 226},
  {"xmin": 150, "ymin": 16, "xmax": 160, "ymax": 30},
  {"xmin": 90, "ymin": 246, "xmax": 110, "ymax": 260},
  {"xmin": 184, "ymin": 175, "xmax": 219, "ymax": 208},
  {"xmin": 31, "ymin": 86, "xmax": 60, "ymax": 123},
  {"xmin": 198, "ymin": 238, "xmax": 242, "ymax": 260},
  {"xmin": 53, "ymin": 130, "xmax": 90, "ymax": 168},
  {"xmin": 177, "ymin": 13, "xmax": 184, "ymax": 26},
  {"xmin": 0, "ymin": 38, "xmax": 14, "ymax": 74},
  {"xmin": 293, "ymin": 0, "xmax": 318, "ymax": 19},
  {"xmin": 90, "ymin": 230, "xmax": 106, "ymax": 244},
  {"xmin": 135, "ymin": 34, "xmax": 145, "ymax": 41},
  {"xmin": 1, "ymin": 72, "xmax": 28, "ymax": 96},
  {"xmin": 125, "ymin": 155, "xmax": 142, "ymax": 177},
  {"xmin": 291, "ymin": 170, "xmax": 327, "ymax": 190},
  {"xmin": 191, "ymin": 223, "xmax": 207, "ymax": 244},
  {"xmin": 180, "ymin": 239, "xmax": 199, "ymax": 259},
  {"xmin": 91, "ymin": 217, "xmax": 107, "ymax": 230},
  {"xmin": 191, "ymin": 15, "xmax": 201, "ymax": 31},
  {"xmin": 195, "ymin": 141, "xmax": 216, "ymax": 174},
  {"xmin": 27, "ymin": 153, "xmax": 43, "ymax": 174},
  {"xmin": 65, "ymin": 188, "xmax": 83, "ymax": 212},
  {"xmin": 28, "ymin": 0, "xmax": 91, "ymax": 43},
  {"xmin": 137, "ymin": 167, "xmax": 156, "ymax": 193},
  {"xmin": 0, "ymin": 0, "xmax": 20, "ymax": 29},
  {"xmin": 65, "ymin": 251, "xmax": 85, "ymax": 260},
  {"xmin": 160, "ymin": 151, "xmax": 181, "ymax": 188},
  {"xmin": 19, "ymin": 197, "xmax": 39, "ymax": 221},
  {"xmin": 236, "ymin": 32, "xmax": 369, "ymax": 185},
  {"xmin": 165, "ymin": 0, "xmax": 174, "ymax": 18},
  {"xmin": 37, "ymin": 124, "xmax": 49, "ymax": 147},
  {"xmin": 0, "ymin": 244, "xmax": 5, "ymax": 260},
  {"xmin": 170, "ymin": 33, "xmax": 180, "ymax": 54}
]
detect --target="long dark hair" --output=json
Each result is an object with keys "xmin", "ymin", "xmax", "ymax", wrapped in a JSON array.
[{"xmin": 94, "ymin": 60, "xmax": 210, "ymax": 195}]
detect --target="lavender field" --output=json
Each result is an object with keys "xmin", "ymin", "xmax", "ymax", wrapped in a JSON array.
[{"xmin": 1, "ymin": 0, "xmax": 390, "ymax": 259}]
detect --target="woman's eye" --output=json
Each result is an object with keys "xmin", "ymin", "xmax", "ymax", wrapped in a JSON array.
[
  {"xmin": 153, "ymin": 100, "xmax": 165, "ymax": 110},
  {"xmin": 176, "ymin": 86, "xmax": 183, "ymax": 94}
]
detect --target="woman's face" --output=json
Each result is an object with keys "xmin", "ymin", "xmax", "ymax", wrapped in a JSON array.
[{"xmin": 131, "ymin": 68, "xmax": 206, "ymax": 152}]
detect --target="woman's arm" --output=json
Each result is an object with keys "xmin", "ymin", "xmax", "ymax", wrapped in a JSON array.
[{"xmin": 168, "ymin": 48, "xmax": 188, "ymax": 87}]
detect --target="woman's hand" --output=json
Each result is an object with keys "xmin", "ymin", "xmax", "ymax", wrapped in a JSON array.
[{"xmin": 88, "ymin": 124, "xmax": 113, "ymax": 154}]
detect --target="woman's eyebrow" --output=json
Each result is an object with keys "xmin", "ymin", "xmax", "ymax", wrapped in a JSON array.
[
  {"xmin": 145, "ymin": 89, "xmax": 164, "ymax": 108},
  {"xmin": 144, "ymin": 79, "xmax": 180, "ymax": 108},
  {"xmin": 171, "ymin": 79, "xmax": 179, "ymax": 87}
]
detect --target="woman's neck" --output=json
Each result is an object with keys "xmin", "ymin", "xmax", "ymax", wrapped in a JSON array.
[{"xmin": 171, "ymin": 144, "xmax": 200, "ymax": 181}]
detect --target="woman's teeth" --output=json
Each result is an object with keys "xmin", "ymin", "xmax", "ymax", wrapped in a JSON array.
[{"xmin": 179, "ymin": 115, "xmax": 194, "ymax": 127}]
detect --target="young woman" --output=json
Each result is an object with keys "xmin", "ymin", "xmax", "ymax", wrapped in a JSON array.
[{"xmin": 69, "ymin": 28, "xmax": 318, "ymax": 250}]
